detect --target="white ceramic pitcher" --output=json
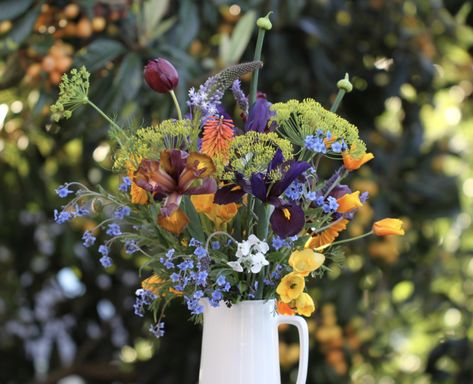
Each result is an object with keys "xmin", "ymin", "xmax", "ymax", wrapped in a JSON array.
[{"xmin": 198, "ymin": 299, "xmax": 309, "ymax": 384}]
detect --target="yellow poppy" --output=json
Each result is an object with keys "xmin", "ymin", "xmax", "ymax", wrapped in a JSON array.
[
  {"xmin": 276, "ymin": 272, "xmax": 305, "ymax": 303},
  {"xmin": 295, "ymin": 293, "xmax": 316, "ymax": 317},
  {"xmin": 289, "ymin": 249, "xmax": 325, "ymax": 277}
]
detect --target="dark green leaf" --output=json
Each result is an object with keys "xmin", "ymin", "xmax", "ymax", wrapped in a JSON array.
[
  {"xmin": 0, "ymin": 0, "xmax": 33, "ymax": 21},
  {"xmin": 0, "ymin": 5, "xmax": 39, "ymax": 56},
  {"xmin": 74, "ymin": 39, "xmax": 126, "ymax": 72}
]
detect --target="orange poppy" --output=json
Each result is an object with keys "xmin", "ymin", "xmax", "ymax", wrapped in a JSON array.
[
  {"xmin": 372, "ymin": 218, "xmax": 405, "ymax": 236},
  {"xmin": 342, "ymin": 151, "xmax": 374, "ymax": 171},
  {"xmin": 305, "ymin": 219, "xmax": 349, "ymax": 249}
]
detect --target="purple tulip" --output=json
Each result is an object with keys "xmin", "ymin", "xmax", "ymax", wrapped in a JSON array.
[{"xmin": 144, "ymin": 58, "xmax": 179, "ymax": 93}]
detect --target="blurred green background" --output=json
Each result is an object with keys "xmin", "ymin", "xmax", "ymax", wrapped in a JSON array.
[{"xmin": 0, "ymin": 0, "xmax": 472, "ymax": 383}]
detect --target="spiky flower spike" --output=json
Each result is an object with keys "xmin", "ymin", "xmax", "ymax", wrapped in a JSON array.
[
  {"xmin": 201, "ymin": 115, "xmax": 235, "ymax": 160},
  {"xmin": 213, "ymin": 61, "xmax": 263, "ymax": 91}
]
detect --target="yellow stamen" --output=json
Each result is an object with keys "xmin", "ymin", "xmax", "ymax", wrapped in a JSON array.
[{"xmin": 283, "ymin": 208, "xmax": 291, "ymax": 220}]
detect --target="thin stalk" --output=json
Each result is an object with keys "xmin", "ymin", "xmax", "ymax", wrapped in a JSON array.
[
  {"xmin": 330, "ymin": 89, "xmax": 346, "ymax": 113},
  {"xmin": 249, "ymin": 29, "xmax": 266, "ymax": 105},
  {"xmin": 169, "ymin": 90, "xmax": 183, "ymax": 120},
  {"xmin": 86, "ymin": 99, "xmax": 121, "ymax": 130},
  {"xmin": 330, "ymin": 231, "xmax": 373, "ymax": 246}
]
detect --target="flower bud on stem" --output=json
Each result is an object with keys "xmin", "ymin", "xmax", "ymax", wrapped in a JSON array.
[
  {"xmin": 330, "ymin": 73, "xmax": 353, "ymax": 113},
  {"xmin": 249, "ymin": 12, "xmax": 273, "ymax": 105}
]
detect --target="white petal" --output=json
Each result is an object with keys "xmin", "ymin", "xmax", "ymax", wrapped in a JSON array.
[
  {"xmin": 227, "ymin": 261, "xmax": 244, "ymax": 272},
  {"xmin": 257, "ymin": 241, "xmax": 270, "ymax": 254}
]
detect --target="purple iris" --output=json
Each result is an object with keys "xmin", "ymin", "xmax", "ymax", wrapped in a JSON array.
[
  {"xmin": 214, "ymin": 149, "xmax": 310, "ymax": 238},
  {"xmin": 244, "ymin": 93, "xmax": 275, "ymax": 133}
]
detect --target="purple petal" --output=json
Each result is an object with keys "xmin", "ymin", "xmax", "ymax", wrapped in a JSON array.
[
  {"xmin": 250, "ymin": 173, "xmax": 268, "ymax": 201},
  {"xmin": 267, "ymin": 148, "xmax": 284, "ymax": 173},
  {"xmin": 329, "ymin": 184, "xmax": 351, "ymax": 199},
  {"xmin": 271, "ymin": 161, "xmax": 311, "ymax": 197},
  {"xmin": 244, "ymin": 96, "xmax": 274, "ymax": 133},
  {"xmin": 185, "ymin": 178, "xmax": 217, "ymax": 195},
  {"xmin": 214, "ymin": 184, "xmax": 245, "ymax": 204},
  {"xmin": 270, "ymin": 203, "xmax": 305, "ymax": 238}
]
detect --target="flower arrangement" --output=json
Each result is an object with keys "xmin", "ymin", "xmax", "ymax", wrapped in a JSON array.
[{"xmin": 52, "ymin": 13, "xmax": 404, "ymax": 338}]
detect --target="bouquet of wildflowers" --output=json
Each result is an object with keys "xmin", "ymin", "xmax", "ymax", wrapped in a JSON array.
[{"xmin": 52, "ymin": 14, "xmax": 405, "ymax": 338}]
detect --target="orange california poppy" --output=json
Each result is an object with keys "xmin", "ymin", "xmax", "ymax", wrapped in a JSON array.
[
  {"xmin": 305, "ymin": 219, "xmax": 349, "ymax": 249},
  {"xmin": 157, "ymin": 208, "xmax": 189, "ymax": 234},
  {"xmin": 342, "ymin": 151, "xmax": 374, "ymax": 171},
  {"xmin": 372, "ymin": 218, "xmax": 405, "ymax": 236},
  {"xmin": 337, "ymin": 191, "xmax": 363, "ymax": 213},
  {"xmin": 277, "ymin": 301, "xmax": 296, "ymax": 316}
]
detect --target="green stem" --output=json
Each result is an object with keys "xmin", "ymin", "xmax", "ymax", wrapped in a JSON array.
[
  {"xmin": 86, "ymin": 99, "xmax": 121, "ymax": 130},
  {"xmin": 169, "ymin": 90, "xmax": 183, "ymax": 120},
  {"xmin": 323, "ymin": 169, "xmax": 348, "ymax": 198},
  {"xmin": 249, "ymin": 28, "xmax": 266, "ymax": 106},
  {"xmin": 330, "ymin": 231, "xmax": 373, "ymax": 246},
  {"xmin": 330, "ymin": 89, "xmax": 346, "ymax": 113},
  {"xmin": 254, "ymin": 200, "xmax": 270, "ymax": 240}
]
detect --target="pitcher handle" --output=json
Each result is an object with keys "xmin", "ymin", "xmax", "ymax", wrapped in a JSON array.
[{"xmin": 277, "ymin": 315, "xmax": 309, "ymax": 384}]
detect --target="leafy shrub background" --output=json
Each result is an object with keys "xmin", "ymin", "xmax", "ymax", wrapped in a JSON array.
[{"xmin": 0, "ymin": 0, "xmax": 472, "ymax": 383}]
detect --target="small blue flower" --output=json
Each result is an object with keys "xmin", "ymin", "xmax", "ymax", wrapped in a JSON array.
[
  {"xmin": 106, "ymin": 223, "xmax": 122, "ymax": 236},
  {"xmin": 118, "ymin": 177, "xmax": 131, "ymax": 192},
  {"xmin": 285, "ymin": 181, "xmax": 304, "ymax": 200},
  {"xmin": 114, "ymin": 206, "xmax": 131, "ymax": 219},
  {"xmin": 74, "ymin": 204, "xmax": 89, "ymax": 217},
  {"xmin": 99, "ymin": 256, "xmax": 113, "ymax": 268},
  {"xmin": 315, "ymin": 196, "xmax": 325, "ymax": 206},
  {"xmin": 216, "ymin": 275, "xmax": 226, "ymax": 287},
  {"xmin": 211, "ymin": 241, "xmax": 221, "ymax": 250},
  {"xmin": 54, "ymin": 209, "xmax": 73, "ymax": 224},
  {"xmin": 55, "ymin": 184, "xmax": 74, "ymax": 198},
  {"xmin": 331, "ymin": 141, "xmax": 343, "ymax": 153},
  {"xmin": 177, "ymin": 260, "xmax": 194, "ymax": 271},
  {"xmin": 223, "ymin": 282, "xmax": 231, "ymax": 292},
  {"xmin": 305, "ymin": 135, "xmax": 326, "ymax": 154},
  {"xmin": 196, "ymin": 271, "xmax": 208, "ymax": 286},
  {"xmin": 194, "ymin": 246, "xmax": 207, "ymax": 259},
  {"xmin": 125, "ymin": 239, "xmax": 139, "ymax": 254},
  {"xmin": 322, "ymin": 196, "xmax": 339, "ymax": 213},
  {"xmin": 193, "ymin": 290, "xmax": 204, "ymax": 300},
  {"xmin": 272, "ymin": 236, "xmax": 285, "ymax": 251},
  {"xmin": 306, "ymin": 191, "xmax": 317, "ymax": 201},
  {"xmin": 166, "ymin": 248, "xmax": 175, "ymax": 258},
  {"xmin": 98, "ymin": 245, "xmax": 109, "ymax": 257},
  {"xmin": 82, "ymin": 231, "xmax": 96, "ymax": 247},
  {"xmin": 360, "ymin": 191, "xmax": 369, "ymax": 203},
  {"xmin": 189, "ymin": 238, "xmax": 201, "ymax": 247},
  {"xmin": 170, "ymin": 273, "xmax": 180, "ymax": 282},
  {"xmin": 263, "ymin": 278, "xmax": 274, "ymax": 286},
  {"xmin": 149, "ymin": 322, "xmax": 165, "ymax": 338}
]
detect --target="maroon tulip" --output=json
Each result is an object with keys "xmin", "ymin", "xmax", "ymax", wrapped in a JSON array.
[{"xmin": 144, "ymin": 58, "xmax": 179, "ymax": 93}]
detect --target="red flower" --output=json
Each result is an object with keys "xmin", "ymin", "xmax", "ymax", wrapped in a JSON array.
[{"xmin": 144, "ymin": 58, "xmax": 179, "ymax": 93}]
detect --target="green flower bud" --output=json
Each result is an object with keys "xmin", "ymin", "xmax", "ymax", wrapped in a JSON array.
[
  {"xmin": 337, "ymin": 73, "xmax": 353, "ymax": 92},
  {"xmin": 257, "ymin": 12, "xmax": 273, "ymax": 30}
]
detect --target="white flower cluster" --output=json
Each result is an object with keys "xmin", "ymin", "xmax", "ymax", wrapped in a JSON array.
[{"xmin": 228, "ymin": 235, "xmax": 269, "ymax": 273}]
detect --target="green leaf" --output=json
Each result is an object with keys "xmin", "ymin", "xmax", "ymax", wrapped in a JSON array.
[
  {"xmin": 181, "ymin": 197, "xmax": 205, "ymax": 242},
  {"xmin": 0, "ymin": 0, "xmax": 33, "ymax": 21},
  {"xmin": 0, "ymin": 5, "xmax": 40, "ymax": 56},
  {"xmin": 176, "ymin": 0, "xmax": 199, "ymax": 48},
  {"xmin": 113, "ymin": 53, "xmax": 142, "ymax": 101},
  {"xmin": 74, "ymin": 39, "xmax": 126, "ymax": 72},
  {"xmin": 143, "ymin": 0, "xmax": 170, "ymax": 36},
  {"xmin": 222, "ymin": 10, "xmax": 257, "ymax": 65}
]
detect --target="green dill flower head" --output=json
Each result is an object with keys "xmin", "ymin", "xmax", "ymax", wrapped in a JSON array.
[
  {"xmin": 50, "ymin": 67, "xmax": 90, "ymax": 122},
  {"xmin": 223, "ymin": 132, "xmax": 293, "ymax": 180},
  {"xmin": 271, "ymin": 98, "xmax": 367, "ymax": 158},
  {"xmin": 113, "ymin": 119, "xmax": 194, "ymax": 170}
]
